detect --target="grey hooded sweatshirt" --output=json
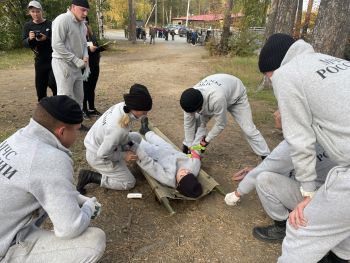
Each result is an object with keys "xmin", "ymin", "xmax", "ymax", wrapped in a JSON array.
[
  {"xmin": 0, "ymin": 119, "xmax": 93, "ymax": 259},
  {"xmin": 84, "ymin": 102, "xmax": 135, "ymax": 162},
  {"xmin": 271, "ymin": 40, "xmax": 350, "ymax": 192},
  {"xmin": 237, "ymin": 140, "xmax": 335, "ymax": 195},
  {"xmin": 52, "ymin": 9, "xmax": 88, "ymax": 69},
  {"xmin": 136, "ymin": 131, "xmax": 201, "ymax": 188},
  {"xmin": 184, "ymin": 74, "xmax": 247, "ymax": 145}
]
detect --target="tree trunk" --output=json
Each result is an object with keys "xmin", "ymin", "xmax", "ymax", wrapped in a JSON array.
[
  {"xmin": 219, "ymin": 0, "xmax": 234, "ymax": 54},
  {"xmin": 311, "ymin": 0, "xmax": 350, "ymax": 58},
  {"xmin": 274, "ymin": 0, "xmax": 298, "ymax": 35},
  {"xmin": 128, "ymin": 0, "xmax": 137, "ymax": 44},
  {"xmin": 301, "ymin": 0, "xmax": 313, "ymax": 39},
  {"xmin": 265, "ymin": 0, "xmax": 279, "ymax": 40},
  {"xmin": 96, "ymin": 0, "xmax": 104, "ymax": 39},
  {"xmin": 293, "ymin": 0, "xmax": 303, "ymax": 39}
]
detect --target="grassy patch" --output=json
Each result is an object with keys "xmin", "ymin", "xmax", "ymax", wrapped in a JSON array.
[
  {"xmin": 0, "ymin": 130, "xmax": 15, "ymax": 142},
  {"xmin": 211, "ymin": 55, "xmax": 277, "ymax": 107},
  {"xmin": 0, "ymin": 49, "xmax": 34, "ymax": 70}
]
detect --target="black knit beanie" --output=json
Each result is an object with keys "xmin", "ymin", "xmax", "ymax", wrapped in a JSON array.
[
  {"xmin": 72, "ymin": 0, "xmax": 90, "ymax": 8},
  {"xmin": 177, "ymin": 173, "xmax": 203, "ymax": 198},
  {"xmin": 123, "ymin": 84, "xmax": 153, "ymax": 111},
  {"xmin": 258, "ymin": 33, "xmax": 295, "ymax": 73},
  {"xmin": 180, "ymin": 88, "xmax": 203, "ymax": 113},
  {"xmin": 39, "ymin": 95, "xmax": 83, "ymax": 124}
]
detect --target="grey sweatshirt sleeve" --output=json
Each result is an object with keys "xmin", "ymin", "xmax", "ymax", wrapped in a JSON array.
[
  {"xmin": 52, "ymin": 15, "xmax": 84, "ymax": 68},
  {"xmin": 183, "ymin": 112, "xmax": 197, "ymax": 146},
  {"xmin": 206, "ymin": 97, "xmax": 227, "ymax": 142},
  {"xmin": 30, "ymin": 154, "xmax": 92, "ymax": 239},
  {"xmin": 136, "ymin": 147, "xmax": 176, "ymax": 188},
  {"xmin": 237, "ymin": 140, "xmax": 294, "ymax": 195},
  {"xmin": 97, "ymin": 127, "xmax": 129, "ymax": 160},
  {"xmin": 273, "ymin": 71, "xmax": 317, "ymax": 192}
]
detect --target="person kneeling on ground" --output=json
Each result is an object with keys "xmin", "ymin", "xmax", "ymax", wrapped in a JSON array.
[
  {"xmin": 134, "ymin": 117, "xmax": 203, "ymax": 198},
  {"xmin": 224, "ymin": 110, "xmax": 335, "ymax": 244},
  {"xmin": 77, "ymin": 84, "xmax": 153, "ymax": 194},
  {"xmin": 0, "ymin": 95, "xmax": 105, "ymax": 262}
]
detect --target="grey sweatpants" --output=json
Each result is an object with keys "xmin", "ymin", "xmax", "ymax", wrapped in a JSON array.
[
  {"xmin": 227, "ymin": 94, "xmax": 270, "ymax": 156},
  {"xmin": 52, "ymin": 58, "xmax": 84, "ymax": 109},
  {"xmin": 86, "ymin": 150, "xmax": 136, "ymax": 190},
  {"xmin": 274, "ymin": 166, "xmax": 350, "ymax": 262},
  {"xmin": 255, "ymin": 171, "xmax": 303, "ymax": 221},
  {"xmin": 2, "ymin": 226, "xmax": 106, "ymax": 263}
]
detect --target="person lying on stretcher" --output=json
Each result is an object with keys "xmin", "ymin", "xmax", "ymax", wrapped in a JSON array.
[{"xmin": 131, "ymin": 117, "xmax": 203, "ymax": 198}]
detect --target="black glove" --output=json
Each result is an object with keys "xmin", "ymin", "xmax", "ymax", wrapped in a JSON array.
[{"xmin": 182, "ymin": 144, "xmax": 190, "ymax": 154}]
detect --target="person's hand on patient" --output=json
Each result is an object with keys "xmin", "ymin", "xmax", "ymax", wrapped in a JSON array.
[{"xmin": 124, "ymin": 150, "xmax": 138, "ymax": 163}]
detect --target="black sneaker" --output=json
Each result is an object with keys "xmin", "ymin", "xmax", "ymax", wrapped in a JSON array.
[
  {"xmin": 83, "ymin": 111, "xmax": 90, "ymax": 120},
  {"xmin": 77, "ymin": 169, "xmax": 102, "ymax": 195},
  {"xmin": 252, "ymin": 221, "xmax": 286, "ymax": 243},
  {"xmin": 87, "ymin": 109, "xmax": 101, "ymax": 117},
  {"xmin": 318, "ymin": 251, "xmax": 348, "ymax": 263}
]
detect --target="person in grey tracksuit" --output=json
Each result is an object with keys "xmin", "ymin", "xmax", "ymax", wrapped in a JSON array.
[
  {"xmin": 136, "ymin": 131, "xmax": 201, "ymax": 189},
  {"xmin": 51, "ymin": 1, "xmax": 90, "ymax": 109},
  {"xmin": 0, "ymin": 96, "xmax": 105, "ymax": 263},
  {"xmin": 259, "ymin": 33, "xmax": 350, "ymax": 262},
  {"xmin": 77, "ymin": 84, "xmax": 153, "ymax": 193},
  {"xmin": 133, "ymin": 117, "xmax": 203, "ymax": 198},
  {"xmin": 180, "ymin": 73, "xmax": 270, "ymax": 159},
  {"xmin": 225, "ymin": 140, "xmax": 335, "ymax": 240}
]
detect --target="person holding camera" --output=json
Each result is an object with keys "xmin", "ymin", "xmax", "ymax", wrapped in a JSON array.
[{"xmin": 22, "ymin": 1, "xmax": 57, "ymax": 102}]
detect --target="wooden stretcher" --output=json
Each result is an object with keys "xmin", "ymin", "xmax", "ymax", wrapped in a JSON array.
[{"xmin": 137, "ymin": 122, "xmax": 227, "ymax": 215}]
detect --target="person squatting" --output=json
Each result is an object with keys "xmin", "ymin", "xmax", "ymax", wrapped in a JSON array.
[{"xmin": 3, "ymin": 1, "xmax": 350, "ymax": 260}]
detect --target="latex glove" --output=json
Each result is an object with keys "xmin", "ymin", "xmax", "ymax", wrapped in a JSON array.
[
  {"xmin": 82, "ymin": 65, "xmax": 91, "ymax": 81},
  {"xmin": 224, "ymin": 192, "xmax": 240, "ymax": 206},
  {"xmin": 84, "ymin": 197, "xmax": 102, "ymax": 219}
]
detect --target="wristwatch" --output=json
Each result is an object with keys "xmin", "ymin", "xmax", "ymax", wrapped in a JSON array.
[{"xmin": 299, "ymin": 186, "xmax": 315, "ymax": 198}]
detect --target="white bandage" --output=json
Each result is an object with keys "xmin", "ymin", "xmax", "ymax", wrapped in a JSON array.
[
  {"xmin": 224, "ymin": 192, "xmax": 240, "ymax": 206},
  {"xmin": 299, "ymin": 186, "xmax": 315, "ymax": 198},
  {"xmin": 82, "ymin": 66, "xmax": 91, "ymax": 81}
]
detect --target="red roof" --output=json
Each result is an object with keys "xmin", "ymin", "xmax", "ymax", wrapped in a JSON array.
[{"xmin": 173, "ymin": 13, "xmax": 243, "ymax": 22}]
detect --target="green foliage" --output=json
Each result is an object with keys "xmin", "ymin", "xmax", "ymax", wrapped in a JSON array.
[
  {"xmin": 205, "ymin": 37, "xmax": 221, "ymax": 56},
  {"xmin": 239, "ymin": 0, "xmax": 269, "ymax": 28},
  {"xmin": 211, "ymin": 55, "xmax": 277, "ymax": 107},
  {"xmin": 228, "ymin": 29, "xmax": 263, "ymax": 57},
  {"xmin": 0, "ymin": 0, "xmax": 98, "ymax": 50},
  {"xmin": 0, "ymin": 48, "xmax": 33, "ymax": 69}
]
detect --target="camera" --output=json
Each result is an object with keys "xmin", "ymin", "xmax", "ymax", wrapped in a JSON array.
[{"xmin": 34, "ymin": 30, "xmax": 42, "ymax": 39}]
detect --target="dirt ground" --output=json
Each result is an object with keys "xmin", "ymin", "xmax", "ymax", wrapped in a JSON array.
[{"xmin": 0, "ymin": 32, "xmax": 284, "ymax": 262}]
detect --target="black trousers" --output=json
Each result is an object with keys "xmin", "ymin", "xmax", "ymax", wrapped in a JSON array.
[
  {"xmin": 83, "ymin": 64, "xmax": 100, "ymax": 111},
  {"xmin": 34, "ymin": 59, "xmax": 57, "ymax": 101}
]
